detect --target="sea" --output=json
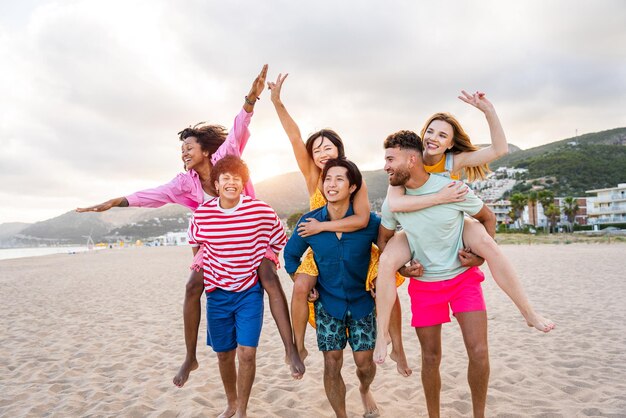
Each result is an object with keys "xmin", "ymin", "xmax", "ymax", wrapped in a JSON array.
[{"xmin": 0, "ymin": 246, "xmax": 101, "ymax": 261}]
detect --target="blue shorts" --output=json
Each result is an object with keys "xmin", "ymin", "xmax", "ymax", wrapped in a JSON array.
[
  {"xmin": 206, "ymin": 282, "xmax": 264, "ymax": 352},
  {"xmin": 314, "ymin": 301, "xmax": 376, "ymax": 352}
]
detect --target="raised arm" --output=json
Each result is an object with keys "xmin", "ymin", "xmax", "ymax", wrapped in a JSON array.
[
  {"xmin": 386, "ymin": 182, "xmax": 468, "ymax": 213},
  {"xmin": 212, "ymin": 65, "xmax": 268, "ymax": 164},
  {"xmin": 453, "ymin": 90, "xmax": 509, "ymax": 170},
  {"xmin": 242, "ymin": 64, "xmax": 267, "ymax": 114},
  {"xmin": 268, "ymin": 73, "xmax": 319, "ymax": 194},
  {"xmin": 296, "ymin": 180, "xmax": 371, "ymax": 237}
]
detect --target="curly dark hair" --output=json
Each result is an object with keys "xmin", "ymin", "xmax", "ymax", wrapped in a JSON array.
[
  {"xmin": 210, "ymin": 155, "xmax": 250, "ymax": 188},
  {"xmin": 304, "ymin": 129, "xmax": 346, "ymax": 160},
  {"xmin": 383, "ymin": 130, "xmax": 423, "ymax": 154},
  {"xmin": 178, "ymin": 122, "xmax": 228, "ymax": 158},
  {"xmin": 321, "ymin": 158, "xmax": 362, "ymax": 202}
]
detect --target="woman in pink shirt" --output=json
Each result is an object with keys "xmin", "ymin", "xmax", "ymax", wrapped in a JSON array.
[{"xmin": 77, "ymin": 65, "xmax": 305, "ymax": 385}]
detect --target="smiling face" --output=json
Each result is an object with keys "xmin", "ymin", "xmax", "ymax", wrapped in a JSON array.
[
  {"xmin": 311, "ymin": 137, "xmax": 340, "ymax": 169},
  {"xmin": 422, "ymin": 119, "xmax": 454, "ymax": 158},
  {"xmin": 384, "ymin": 147, "xmax": 412, "ymax": 186},
  {"xmin": 214, "ymin": 171, "xmax": 244, "ymax": 208},
  {"xmin": 181, "ymin": 137, "xmax": 209, "ymax": 171},
  {"xmin": 323, "ymin": 165, "xmax": 356, "ymax": 204}
]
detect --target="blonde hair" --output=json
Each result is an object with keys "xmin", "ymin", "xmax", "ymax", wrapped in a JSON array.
[{"xmin": 420, "ymin": 112, "xmax": 489, "ymax": 182}]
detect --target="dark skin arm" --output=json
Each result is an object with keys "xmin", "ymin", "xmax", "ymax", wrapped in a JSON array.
[
  {"xmin": 471, "ymin": 204, "xmax": 497, "ymax": 238},
  {"xmin": 76, "ymin": 196, "xmax": 129, "ymax": 212}
]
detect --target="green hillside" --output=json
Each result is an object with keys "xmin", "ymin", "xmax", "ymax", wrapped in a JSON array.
[{"xmin": 492, "ymin": 127, "xmax": 626, "ymax": 195}]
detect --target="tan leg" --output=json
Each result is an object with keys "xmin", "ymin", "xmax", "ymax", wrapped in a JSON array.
[
  {"xmin": 456, "ymin": 311, "xmax": 490, "ymax": 418},
  {"xmin": 462, "ymin": 219, "xmax": 555, "ymax": 332},
  {"xmin": 291, "ymin": 273, "xmax": 317, "ymax": 361},
  {"xmin": 415, "ymin": 325, "xmax": 442, "ymax": 418},
  {"xmin": 373, "ymin": 232, "xmax": 411, "ymax": 365},
  {"xmin": 173, "ymin": 269, "xmax": 203, "ymax": 388}
]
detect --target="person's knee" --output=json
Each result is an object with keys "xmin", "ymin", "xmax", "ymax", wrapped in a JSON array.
[
  {"xmin": 293, "ymin": 275, "xmax": 314, "ymax": 297},
  {"xmin": 467, "ymin": 342, "xmax": 489, "ymax": 364},
  {"xmin": 238, "ymin": 347, "xmax": 257, "ymax": 364},
  {"xmin": 380, "ymin": 250, "xmax": 405, "ymax": 272},
  {"xmin": 324, "ymin": 352, "xmax": 343, "ymax": 368},
  {"xmin": 355, "ymin": 357, "xmax": 375, "ymax": 375},
  {"xmin": 421, "ymin": 349, "xmax": 442, "ymax": 368},
  {"xmin": 185, "ymin": 272, "xmax": 204, "ymax": 297},
  {"xmin": 216, "ymin": 350, "xmax": 235, "ymax": 363},
  {"xmin": 467, "ymin": 226, "xmax": 499, "ymax": 255},
  {"xmin": 258, "ymin": 261, "xmax": 281, "ymax": 293}
]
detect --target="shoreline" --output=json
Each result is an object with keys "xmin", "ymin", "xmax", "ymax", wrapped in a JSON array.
[{"xmin": 1, "ymin": 233, "xmax": 624, "ymax": 263}]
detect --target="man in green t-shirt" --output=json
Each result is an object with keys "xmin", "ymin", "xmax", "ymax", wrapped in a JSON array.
[{"xmin": 374, "ymin": 130, "xmax": 496, "ymax": 418}]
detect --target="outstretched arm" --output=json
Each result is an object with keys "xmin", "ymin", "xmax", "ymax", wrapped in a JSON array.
[
  {"xmin": 386, "ymin": 182, "xmax": 468, "ymax": 213},
  {"xmin": 268, "ymin": 73, "xmax": 319, "ymax": 194},
  {"xmin": 297, "ymin": 180, "xmax": 371, "ymax": 237},
  {"xmin": 76, "ymin": 197, "xmax": 128, "ymax": 213},
  {"xmin": 453, "ymin": 90, "xmax": 509, "ymax": 170}
]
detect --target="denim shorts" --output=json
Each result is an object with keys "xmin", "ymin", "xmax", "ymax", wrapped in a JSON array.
[
  {"xmin": 206, "ymin": 282, "xmax": 264, "ymax": 352},
  {"xmin": 314, "ymin": 301, "xmax": 376, "ymax": 352}
]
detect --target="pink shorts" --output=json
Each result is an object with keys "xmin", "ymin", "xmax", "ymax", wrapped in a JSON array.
[
  {"xmin": 189, "ymin": 246, "xmax": 279, "ymax": 272},
  {"xmin": 408, "ymin": 267, "xmax": 486, "ymax": 328}
]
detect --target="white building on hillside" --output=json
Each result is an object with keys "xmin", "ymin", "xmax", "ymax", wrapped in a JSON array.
[
  {"xmin": 486, "ymin": 200, "xmax": 512, "ymax": 225},
  {"xmin": 586, "ymin": 183, "xmax": 626, "ymax": 225}
]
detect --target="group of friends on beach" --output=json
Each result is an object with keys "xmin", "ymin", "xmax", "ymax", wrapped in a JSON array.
[{"xmin": 77, "ymin": 65, "xmax": 555, "ymax": 418}]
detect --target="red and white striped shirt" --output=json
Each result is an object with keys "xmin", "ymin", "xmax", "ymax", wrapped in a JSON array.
[{"xmin": 188, "ymin": 195, "xmax": 287, "ymax": 293}]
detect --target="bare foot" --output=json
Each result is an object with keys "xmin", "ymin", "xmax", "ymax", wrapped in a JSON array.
[
  {"xmin": 389, "ymin": 349, "xmax": 412, "ymax": 377},
  {"xmin": 526, "ymin": 311, "xmax": 556, "ymax": 333},
  {"xmin": 218, "ymin": 405, "xmax": 237, "ymax": 418},
  {"xmin": 360, "ymin": 389, "xmax": 380, "ymax": 418},
  {"xmin": 288, "ymin": 350, "xmax": 306, "ymax": 379},
  {"xmin": 172, "ymin": 357, "xmax": 199, "ymax": 388},
  {"xmin": 372, "ymin": 335, "xmax": 387, "ymax": 365},
  {"xmin": 298, "ymin": 347, "xmax": 309, "ymax": 363}
]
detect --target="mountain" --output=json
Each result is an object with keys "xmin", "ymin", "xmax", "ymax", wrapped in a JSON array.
[
  {"xmin": 0, "ymin": 223, "xmax": 30, "ymax": 240},
  {"xmin": 2, "ymin": 127, "xmax": 624, "ymax": 246},
  {"xmin": 491, "ymin": 127, "xmax": 626, "ymax": 195}
]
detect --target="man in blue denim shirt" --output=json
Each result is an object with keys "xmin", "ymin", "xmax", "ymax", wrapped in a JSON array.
[{"xmin": 284, "ymin": 158, "xmax": 380, "ymax": 418}]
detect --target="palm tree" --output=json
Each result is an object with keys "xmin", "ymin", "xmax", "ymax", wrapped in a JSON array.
[
  {"xmin": 562, "ymin": 196, "xmax": 580, "ymax": 232},
  {"xmin": 527, "ymin": 190, "xmax": 538, "ymax": 227},
  {"xmin": 538, "ymin": 190, "xmax": 555, "ymax": 208},
  {"xmin": 509, "ymin": 193, "xmax": 528, "ymax": 229},
  {"xmin": 538, "ymin": 190, "xmax": 555, "ymax": 231},
  {"xmin": 544, "ymin": 203, "xmax": 561, "ymax": 233}
]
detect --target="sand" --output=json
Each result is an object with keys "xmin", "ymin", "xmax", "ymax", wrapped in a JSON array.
[{"xmin": 1, "ymin": 243, "xmax": 626, "ymax": 417}]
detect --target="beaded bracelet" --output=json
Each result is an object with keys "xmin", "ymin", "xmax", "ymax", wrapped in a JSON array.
[{"xmin": 244, "ymin": 95, "xmax": 258, "ymax": 106}]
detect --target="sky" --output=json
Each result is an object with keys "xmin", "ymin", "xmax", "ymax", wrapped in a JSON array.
[{"xmin": 1, "ymin": 0, "xmax": 625, "ymax": 224}]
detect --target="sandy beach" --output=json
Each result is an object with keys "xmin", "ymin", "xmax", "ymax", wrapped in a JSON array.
[{"xmin": 1, "ymin": 243, "xmax": 626, "ymax": 417}]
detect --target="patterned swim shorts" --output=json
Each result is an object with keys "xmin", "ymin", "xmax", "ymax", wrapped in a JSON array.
[{"xmin": 314, "ymin": 301, "xmax": 376, "ymax": 352}]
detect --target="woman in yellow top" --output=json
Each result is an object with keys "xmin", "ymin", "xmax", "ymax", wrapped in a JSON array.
[
  {"xmin": 268, "ymin": 73, "xmax": 412, "ymax": 377},
  {"xmin": 374, "ymin": 91, "xmax": 554, "ymax": 365}
]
